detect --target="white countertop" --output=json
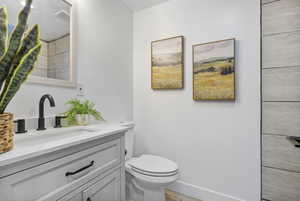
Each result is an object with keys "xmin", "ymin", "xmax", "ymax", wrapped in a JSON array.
[{"xmin": 0, "ymin": 122, "xmax": 134, "ymax": 167}]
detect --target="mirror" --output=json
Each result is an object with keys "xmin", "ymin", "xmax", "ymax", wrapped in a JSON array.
[{"xmin": 2, "ymin": 0, "xmax": 75, "ymax": 87}]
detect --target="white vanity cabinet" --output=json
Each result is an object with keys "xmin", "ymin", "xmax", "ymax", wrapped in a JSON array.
[{"xmin": 0, "ymin": 131, "xmax": 126, "ymax": 201}]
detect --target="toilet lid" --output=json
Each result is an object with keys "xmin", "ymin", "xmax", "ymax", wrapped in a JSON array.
[{"xmin": 128, "ymin": 155, "xmax": 178, "ymax": 175}]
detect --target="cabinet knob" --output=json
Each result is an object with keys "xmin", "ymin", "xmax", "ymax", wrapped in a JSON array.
[{"xmin": 287, "ymin": 136, "xmax": 300, "ymax": 148}]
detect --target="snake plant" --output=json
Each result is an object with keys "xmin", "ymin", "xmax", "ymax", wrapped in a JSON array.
[{"xmin": 0, "ymin": 0, "xmax": 41, "ymax": 113}]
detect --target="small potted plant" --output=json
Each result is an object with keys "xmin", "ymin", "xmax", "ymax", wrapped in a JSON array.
[
  {"xmin": 64, "ymin": 99, "xmax": 104, "ymax": 126},
  {"xmin": 0, "ymin": 0, "xmax": 41, "ymax": 154}
]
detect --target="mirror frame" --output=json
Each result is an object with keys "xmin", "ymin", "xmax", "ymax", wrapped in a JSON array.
[{"xmin": 27, "ymin": 0, "xmax": 76, "ymax": 88}]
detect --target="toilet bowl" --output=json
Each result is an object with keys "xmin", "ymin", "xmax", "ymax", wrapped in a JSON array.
[
  {"xmin": 125, "ymin": 155, "xmax": 179, "ymax": 201},
  {"xmin": 122, "ymin": 123, "xmax": 179, "ymax": 201}
]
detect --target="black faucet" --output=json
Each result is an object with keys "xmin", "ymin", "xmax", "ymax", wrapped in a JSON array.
[{"xmin": 37, "ymin": 94, "xmax": 56, "ymax": 131}]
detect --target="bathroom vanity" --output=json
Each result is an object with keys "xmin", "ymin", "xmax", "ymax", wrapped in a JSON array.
[{"xmin": 0, "ymin": 124, "xmax": 129, "ymax": 201}]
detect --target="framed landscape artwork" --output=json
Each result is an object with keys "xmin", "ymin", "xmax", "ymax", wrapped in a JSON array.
[
  {"xmin": 151, "ymin": 36, "xmax": 184, "ymax": 89},
  {"xmin": 193, "ymin": 39, "xmax": 235, "ymax": 101}
]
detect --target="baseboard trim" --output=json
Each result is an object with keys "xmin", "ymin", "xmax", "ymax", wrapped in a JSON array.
[{"xmin": 168, "ymin": 180, "xmax": 247, "ymax": 201}]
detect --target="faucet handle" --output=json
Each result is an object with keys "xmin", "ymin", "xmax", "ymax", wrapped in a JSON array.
[
  {"xmin": 14, "ymin": 119, "xmax": 27, "ymax": 134},
  {"xmin": 54, "ymin": 116, "xmax": 67, "ymax": 128}
]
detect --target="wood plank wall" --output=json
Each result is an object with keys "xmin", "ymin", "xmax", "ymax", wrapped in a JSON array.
[{"xmin": 262, "ymin": 0, "xmax": 300, "ymax": 200}]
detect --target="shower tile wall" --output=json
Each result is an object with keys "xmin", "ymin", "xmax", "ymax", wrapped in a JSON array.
[
  {"xmin": 262, "ymin": 0, "xmax": 300, "ymax": 200},
  {"xmin": 32, "ymin": 35, "xmax": 70, "ymax": 80},
  {"xmin": 48, "ymin": 35, "xmax": 70, "ymax": 81},
  {"xmin": 32, "ymin": 40, "xmax": 48, "ymax": 77}
]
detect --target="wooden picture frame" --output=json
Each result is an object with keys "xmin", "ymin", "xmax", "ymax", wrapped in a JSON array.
[
  {"xmin": 193, "ymin": 38, "xmax": 235, "ymax": 101},
  {"xmin": 151, "ymin": 36, "xmax": 184, "ymax": 90}
]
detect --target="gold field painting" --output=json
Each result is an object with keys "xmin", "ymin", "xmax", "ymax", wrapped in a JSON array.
[
  {"xmin": 151, "ymin": 36, "xmax": 184, "ymax": 89},
  {"xmin": 193, "ymin": 39, "xmax": 235, "ymax": 100}
]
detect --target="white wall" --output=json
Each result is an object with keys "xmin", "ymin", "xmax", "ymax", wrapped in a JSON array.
[
  {"xmin": 6, "ymin": 0, "xmax": 133, "ymax": 123},
  {"xmin": 133, "ymin": 0, "xmax": 261, "ymax": 201}
]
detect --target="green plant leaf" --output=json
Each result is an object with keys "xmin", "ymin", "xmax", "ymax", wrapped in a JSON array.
[
  {"xmin": 0, "ymin": 7, "xmax": 8, "ymax": 59},
  {"xmin": 0, "ymin": 25, "xmax": 40, "ymax": 103},
  {"xmin": 0, "ymin": 0, "xmax": 33, "ymax": 90},
  {"xmin": 13, "ymin": 25, "xmax": 40, "ymax": 67},
  {"xmin": 0, "ymin": 44, "xmax": 41, "ymax": 113}
]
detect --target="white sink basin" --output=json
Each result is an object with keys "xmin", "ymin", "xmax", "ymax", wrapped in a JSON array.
[{"xmin": 16, "ymin": 127, "xmax": 101, "ymax": 146}]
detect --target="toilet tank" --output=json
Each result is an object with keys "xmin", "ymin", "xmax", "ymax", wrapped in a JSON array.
[{"xmin": 120, "ymin": 122, "xmax": 135, "ymax": 161}]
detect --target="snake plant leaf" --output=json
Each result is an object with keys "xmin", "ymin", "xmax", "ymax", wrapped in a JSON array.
[
  {"xmin": 0, "ymin": 44, "xmax": 41, "ymax": 113},
  {"xmin": 13, "ymin": 25, "xmax": 40, "ymax": 67},
  {"xmin": 0, "ymin": 0, "xmax": 33, "ymax": 90},
  {"xmin": 0, "ymin": 25, "xmax": 40, "ymax": 101},
  {"xmin": 0, "ymin": 7, "xmax": 8, "ymax": 59}
]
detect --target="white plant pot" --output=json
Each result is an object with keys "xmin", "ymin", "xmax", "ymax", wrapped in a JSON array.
[{"xmin": 76, "ymin": 114, "xmax": 90, "ymax": 126}]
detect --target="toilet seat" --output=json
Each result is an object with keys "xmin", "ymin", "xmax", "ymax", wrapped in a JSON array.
[
  {"xmin": 129, "ymin": 167, "xmax": 179, "ymax": 184},
  {"xmin": 126, "ymin": 155, "xmax": 179, "ymax": 177},
  {"xmin": 131, "ymin": 166, "xmax": 178, "ymax": 177}
]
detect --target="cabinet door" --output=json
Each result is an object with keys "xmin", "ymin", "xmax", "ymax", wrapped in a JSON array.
[
  {"xmin": 58, "ymin": 192, "xmax": 82, "ymax": 201},
  {"xmin": 82, "ymin": 170, "xmax": 121, "ymax": 201}
]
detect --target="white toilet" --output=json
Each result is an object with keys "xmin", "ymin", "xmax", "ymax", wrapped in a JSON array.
[{"xmin": 123, "ymin": 123, "xmax": 179, "ymax": 201}]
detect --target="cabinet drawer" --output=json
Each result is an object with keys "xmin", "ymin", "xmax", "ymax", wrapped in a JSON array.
[
  {"xmin": 263, "ymin": 167, "xmax": 300, "ymax": 201},
  {"xmin": 0, "ymin": 139, "xmax": 121, "ymax": 201},
  {"xmin": 263, "ymin": 134, "xmax": 300, "ymax": 172}
]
